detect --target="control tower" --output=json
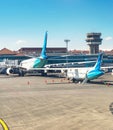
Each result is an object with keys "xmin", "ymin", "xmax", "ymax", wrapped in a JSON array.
[{"xmin": 86, "ymin": 33, "xmax": 103, "ymax": 54}]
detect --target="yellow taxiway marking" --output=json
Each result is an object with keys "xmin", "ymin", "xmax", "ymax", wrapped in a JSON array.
[{"xmin": 0, "ymin": 119, "xmax": 9, "ymax": 130}]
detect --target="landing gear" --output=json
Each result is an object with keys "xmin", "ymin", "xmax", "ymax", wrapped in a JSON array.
[
  {"xmin": 18, "ymin": 69, "xmax": 25, "ymax": 76},
  {"xmin": 41, "ymin": 72, "xmax": 47, "ymax": 76},
  {"xmin": 72, "ymin": 78, "xmax": 76, "ymax": 83}
]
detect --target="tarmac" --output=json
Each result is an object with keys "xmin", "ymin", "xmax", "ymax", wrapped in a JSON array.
[{"xmin": 0, "ymin": 73, "xmax": 113, "ymax": 130}]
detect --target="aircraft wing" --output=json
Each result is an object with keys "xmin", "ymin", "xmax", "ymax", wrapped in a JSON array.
[
  {"xmin": 44, "ymin": 61, "xmax": 96, "ymax": 68},
  {"xmin": 101, "ymin": 66, "xmax": 113, "ymax": 69},
  {"xmin": 29, "ymin": 65, "xmax": 113, "ymax": 71},
  {"xmin": 101, "ymin": 66, "xmax": 113, "ymax": 72},
  {"xmin": 29, "ymin": 67, "xmax": 68, "ymax": 72}
]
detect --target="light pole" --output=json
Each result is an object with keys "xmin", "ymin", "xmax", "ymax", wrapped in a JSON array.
[{"xmin": 64, "ymin": 39, "xmax": 70, "ymax": 67}]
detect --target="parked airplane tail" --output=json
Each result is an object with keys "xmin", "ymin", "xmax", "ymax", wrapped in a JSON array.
[
  {"xmin": 6, "ymin": 31, "xmax": 48, "ymax": 76},
  {"xmin": 82, "ymin": 53, "xmax": 104, "ymax": 84},
  {"xmin": 93, "ymin": 52, "xmax": 103, "ymax": 70},
  {"xmin": 40, "ymin": 31, "xmax": 48, "ymax": 59}
]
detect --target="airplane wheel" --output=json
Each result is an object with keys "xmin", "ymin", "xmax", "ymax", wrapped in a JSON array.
[
  {"xmin": 19, "ymin": 70, "xmax": 25, "ymax": 76},
  {"xmin": 41, "ymin": 72, "xmax": 47, "ymax": 76},
  {"xmin": 72, "ymin": 79, "xmax": 76, "ymax": 83}
]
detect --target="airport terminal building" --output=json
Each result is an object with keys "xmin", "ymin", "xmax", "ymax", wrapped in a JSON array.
[{"xmin": 18, "ymin": 47, "xmax": 67, "ymax": 56}]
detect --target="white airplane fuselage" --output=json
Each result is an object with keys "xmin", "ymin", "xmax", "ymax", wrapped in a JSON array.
[
  {"xmin": 67, "ymin": 68, "xmax": 91, "ymax": 80},
  {"xmin": 6, "ymin": 31, "xmax": 48, "ymax": 76},
  {"xmin": 67, "ymin": 53, "xmax": 104, "ymax": 83},
  {"xmin": 20, "ymin": 58, "xmax": 47, "ymax": 70}
]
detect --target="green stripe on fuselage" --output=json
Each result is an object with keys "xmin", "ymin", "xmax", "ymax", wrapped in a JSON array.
[{"xmin": 33, "ymin": 58, "xmax": 47, "ymax": 68}]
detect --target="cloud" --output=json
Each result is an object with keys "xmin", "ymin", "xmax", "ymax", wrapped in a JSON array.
[
  {"xmin": 104, "ymin": 36, "xmax": 113, "ymax": 41},
  {"xmin": 16, "ymin": 40, "xmax": 27, "ymax": 45}
]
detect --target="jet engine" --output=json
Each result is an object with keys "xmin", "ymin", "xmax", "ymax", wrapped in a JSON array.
[
  {"xmin": 6, "ymin": 67, "xmax": 25, "ymax": 76},
  {"xmin": 6, "ymin": 67, "xmax": 15, "ymax": 75},
  {"xmin": 6, "ymin": 67, "xmax": 22, "ymax": 75}
]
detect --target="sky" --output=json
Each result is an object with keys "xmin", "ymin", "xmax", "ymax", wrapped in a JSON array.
[{"xmin": 0, "ymin": 0, "xmax": 113, "ymax": 51}]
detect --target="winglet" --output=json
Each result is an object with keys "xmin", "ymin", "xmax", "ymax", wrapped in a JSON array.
[
  {"xmin": 40, "ymin": 31, "xmax": 48, "ymax": 59},
  {"xmin": 93, "ymin": 52, "xmax": 103, "ymax": 70}
]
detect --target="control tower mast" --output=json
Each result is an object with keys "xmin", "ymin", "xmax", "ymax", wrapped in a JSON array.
[{"xmin": 86, "ymin": 33, "xmax": 102, "ymax": 54}]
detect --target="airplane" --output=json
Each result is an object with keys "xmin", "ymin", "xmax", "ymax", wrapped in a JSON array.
[
  {"xmin": 66, "ymin": 52, "xmax": 105, "ymax": 83},
  {"xmin": 6, "ymin": 31, "xmax": 48, "ymax": 76}
]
